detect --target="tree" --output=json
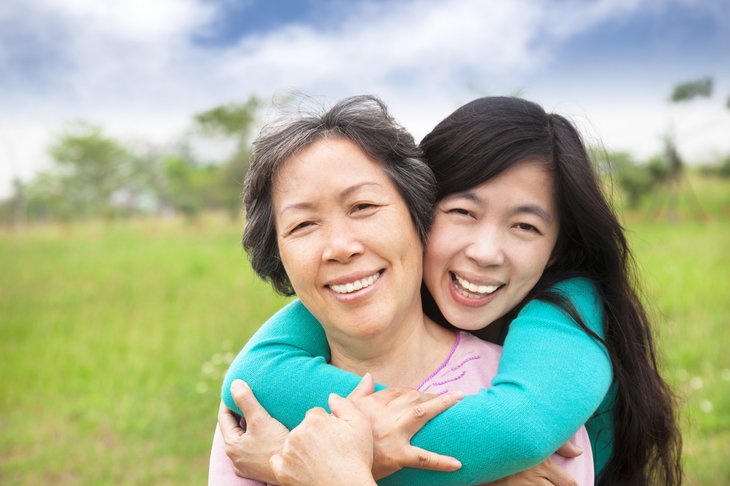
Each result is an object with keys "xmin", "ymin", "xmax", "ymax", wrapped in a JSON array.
[
  {"xmin": 48, "ymin": 122, "xmax": 133, "ymax": 218},
  {"xmin": 193, "ymin": 97, "xmax": 260, "ymax": 218},
  {"xmin": 669, "ymin": 77, "xmax": 713, "ymax": 102}
]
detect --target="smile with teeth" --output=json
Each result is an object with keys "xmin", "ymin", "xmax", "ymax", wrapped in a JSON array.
[
  {"xmin": 329, "ymin": 272, "xmax": 381, "ymax": 294},
  {"xmin": 452, "ymin": 273, "xmax": 502, "ymax": 298}
]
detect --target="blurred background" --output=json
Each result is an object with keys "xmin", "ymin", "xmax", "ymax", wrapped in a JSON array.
[{"xmin": 1, "ymin": 0, "xmax": 728, "ymax": 484}]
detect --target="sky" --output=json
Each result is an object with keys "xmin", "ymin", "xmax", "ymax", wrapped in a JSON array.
[{"xmin": 1, "ymin": 0, "xmax": 729, "ymax": 197}]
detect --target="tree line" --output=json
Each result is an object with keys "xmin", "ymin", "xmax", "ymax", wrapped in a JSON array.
[
  {"xmin": 0, "ymin": 97, "xmax": 260, "ymax": 227},
  {"xmin": 1, "ymin": 79, "xmax": 728, "ymax": 228}
]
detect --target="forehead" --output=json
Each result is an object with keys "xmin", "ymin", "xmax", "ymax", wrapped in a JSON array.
[
  {"xmin": 475, "ymin": 159, "xmax": 554, "ymax": 198},
  {"xmin": 272, "ymin": 137, "xmax": 394, "ymax": 204}
]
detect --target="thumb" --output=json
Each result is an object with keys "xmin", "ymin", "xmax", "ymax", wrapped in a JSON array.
[
  {"xmin": 270, "ymin": 453, "xmax": 285, "ymax": 480},
  {"xmin": 328, "ymin": 393, "xmax": 363, "ymax": 422},
  {"xmin": 230, "ymin": 380, "xmax": 271, "ymax": 426},
  {"xmin": 347, "ymin": 372, "xmax": 375, "ymax": 401},
  {"xmin": 555, "ymin": 439, "xmax": 583, "ymax": 458}
]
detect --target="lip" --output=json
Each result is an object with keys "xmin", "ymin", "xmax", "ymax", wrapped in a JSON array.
[
  {"xmin": 448, "ymin": 272, "xmax": 503, "ymax": 308},
  {"xmin": 326, "ymin": 269, "xmax": 383, "ymax": 287},
  {"xmin": 451, "ymin": 271, "xmax": 504, "ymax": 288},
  {"xmin": 326, "ymin": 270, "xmax": 384, "ymax": 302}
]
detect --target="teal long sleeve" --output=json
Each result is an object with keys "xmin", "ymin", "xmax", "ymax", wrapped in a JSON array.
[{"xmin": 222, "ymin": 277, "xmax": 613, "ymax": 485}]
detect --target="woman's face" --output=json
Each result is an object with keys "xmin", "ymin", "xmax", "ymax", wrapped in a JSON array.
[
  {"xmin": 423, "ymin": 160, "xmax": 559, "ymax": 330},
  {"xmin": 272, "ymin": 137, "xmax": 423, "ymax": 343}
]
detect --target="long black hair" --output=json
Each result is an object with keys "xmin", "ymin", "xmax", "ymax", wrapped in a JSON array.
[{"xmin": 419, "ymin": 96, "xmax": 682, "ymax": 486}]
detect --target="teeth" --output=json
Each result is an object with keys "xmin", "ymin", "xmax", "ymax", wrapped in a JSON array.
[
  {"xmin": 454, "ymin": 274, "xmax": 500, "ymax": 295},
  {"xmin": 330, "ymin": 272, "xmax": 380, "ymax": 294}
]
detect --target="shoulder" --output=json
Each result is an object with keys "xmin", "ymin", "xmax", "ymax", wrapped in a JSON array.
[
  {"xmin": 551, "ymin": 276, "xmax": 600, "ymax": 299},
  {"xmin": 253, "ymin": 299, "xmax": 319, "ymax": 336},
  {"xmin": 518, "ymin": 277, "xmax": 605, "ymax": 338}
]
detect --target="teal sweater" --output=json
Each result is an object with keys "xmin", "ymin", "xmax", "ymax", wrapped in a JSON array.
[{"xmin": 222, "ymin": 278, "xmax": 615, "ymax": 485}]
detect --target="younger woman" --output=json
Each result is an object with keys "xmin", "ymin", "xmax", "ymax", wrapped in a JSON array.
[{"xmin": 218, "ymin": 96, "xmax": 682, "ymax": 485}]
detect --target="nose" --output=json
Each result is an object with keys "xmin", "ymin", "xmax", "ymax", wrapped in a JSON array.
[
  {"xmin": 321, "ymin": 219, "xmax": 365, "ymax": 263},
  {"xmin": 463, "ymin": 227, "xmax": 505, "ymax": 268}
]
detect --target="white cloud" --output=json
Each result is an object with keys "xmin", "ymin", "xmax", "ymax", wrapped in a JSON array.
[{"xmin": 1, "ymin": 0, "xmax": 728, "ymax": 197}]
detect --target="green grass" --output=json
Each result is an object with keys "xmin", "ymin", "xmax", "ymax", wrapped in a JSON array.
[
  {"xmin": 1, "ymin": 174, "xmax": 729, "ymax": 484},
  {"xmin": 0, "ymin": 214, "xmax": 290, "ymax": 485}
]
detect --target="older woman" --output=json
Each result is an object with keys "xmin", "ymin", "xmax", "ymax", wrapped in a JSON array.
[{"xmin": 208, "ymin": 96, "xmax": 594, "ymax": 485}]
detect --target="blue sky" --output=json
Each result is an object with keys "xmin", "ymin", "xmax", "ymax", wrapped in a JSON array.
[{"xmin": 1, "ymin": 0, "xmax": 728, "ymax": 196}]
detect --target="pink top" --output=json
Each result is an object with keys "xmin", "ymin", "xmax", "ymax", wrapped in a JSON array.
[{"xmin": 208, "ymin": 332, "xmax": 594, "ymax": 485}]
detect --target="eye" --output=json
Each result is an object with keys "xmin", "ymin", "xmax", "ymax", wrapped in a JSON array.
[
  {"xmin": 352, "ymin": 203, "xmax": 375, "ymax": 212},
  {"xmin": 350, "ymin": 202, "xmax": 379, "ymax": 215},
  {"xmin": 445, "ymin": 207, "xmax": 473, "ymax": 218},
  {"xmin": 514, "ymin": 222, "xmax": 540, "ymax": 234},
  {"xmin": 286, "ymin": 220, "xmax": 315, "ymax": 236}
]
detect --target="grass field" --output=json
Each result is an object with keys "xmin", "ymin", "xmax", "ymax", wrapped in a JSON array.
[{"xmin": 1, "ymin": 174, "xmax": 729, "ymax": 484}]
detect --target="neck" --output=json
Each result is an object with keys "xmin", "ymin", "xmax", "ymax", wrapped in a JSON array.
[{"xmin": 327, "ymin": 313, "xmax": 456, "ymax": 389}]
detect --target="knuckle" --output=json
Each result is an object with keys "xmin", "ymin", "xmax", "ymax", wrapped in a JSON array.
[
  {"xmin": 411, "ymin": 405, "xmax": 427, "ymax": 419},
  {"xmin": 417, "ymin": 453, "xmax": 431, "ymax": 467},
  {"xmin": 246, "ymin": 413, "xmax": 267, "ymax": 428},
  {"xmin": 223, "ymin": 442, "xmax": 238, "ymax": 457}
]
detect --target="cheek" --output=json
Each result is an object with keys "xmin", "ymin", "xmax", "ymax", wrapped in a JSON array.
[
  {"xmin": 277, "ymin": 240, "xmax": 313, "ymax": 288},
  {"xmin": 423, "ymin": 233, "xmax": 453, "ymax": 290},
  {"xmin": 515, "ymin": 242, "xmax": 555, "ymax": 284}
]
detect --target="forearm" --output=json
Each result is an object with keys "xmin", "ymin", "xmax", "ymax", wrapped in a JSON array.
[
  {"xmin": 222, "ymin": 300, "xmax": 365, "ymax": 425},
  {"xmin": 223, "ymin": 280, "xmax": 612, "ymax": 484}
]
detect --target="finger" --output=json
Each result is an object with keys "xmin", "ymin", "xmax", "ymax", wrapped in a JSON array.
[
  {"xmin": 388, "ymin": 389, "xmax": 431, "ymax": 408},
  {"xmin": 218, "ymin": 401, "xmax": 244, "ymax": 441},
  {"xmin": 230, "ymin": 380, "xmax": 272, "ymax": 428},
  {"xmin": 365, "ymin": 387, "xmax": 406, "ymax": 405},
  {"xmin": 400, "ymin": 445, "xmax": 462, "ymax": 472},
  {"xmin": 539, "ymin": 458, "xmax": 578, "ymax": 486},
  {"xmin": 303, "ymin": 406, "xmax": 329, "ymax": 420},
  {"xmin": 347, "ymin": 372, "xmax": 375, "ymax": 401},
  {"xmin": 555, "ymin": 438, "xmax": 583, "ymax": 458},
  {"xmin": 399, "ymin": 391, "xmax": 464, "ymax": 436},
  {"xmin": 329, "ymin": 394, "xmax": 367, "ymax": 423},
  {"xmin": 269, "ymin": 453, "xmax": 286, "ymax": 482}
]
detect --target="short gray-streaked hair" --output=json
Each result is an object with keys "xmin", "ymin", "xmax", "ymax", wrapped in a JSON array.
[{"xmin": 243, "ymin": 95, "xmax": 436, "ymax": 296}]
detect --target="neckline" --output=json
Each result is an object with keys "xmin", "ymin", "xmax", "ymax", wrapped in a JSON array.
[{"xmin": 416, "ymin": 331, "xmax": 462, "ymax": 391}]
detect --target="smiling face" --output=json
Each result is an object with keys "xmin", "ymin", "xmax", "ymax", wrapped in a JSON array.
[
  {"xmin": 423, "ymin": 159, "xmax": 560, "ymax": 330},
  {"xmin": 272, "ymin": 136, "xmax": 424, "ymax": 347}
]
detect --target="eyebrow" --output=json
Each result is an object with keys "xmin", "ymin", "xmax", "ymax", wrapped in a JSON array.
[
  {"xmin": 510, "ymin": 204, "xmax": 553, "ymax": 223},
  {"xmin": 279, "ymin": 181, "xmax": 384, "ymax": 216},
  {"xmin": 446, "ymin": 191, "xmax": 553, "ymax": 223}
]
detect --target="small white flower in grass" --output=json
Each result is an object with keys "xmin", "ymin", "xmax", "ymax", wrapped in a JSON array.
[
  {"xmin": 196, "ymin": 382, "xmax": 209, "ymax": 394},
  {"xmin": 699, "ymin": 400, "xmax": 713, "ymax": 414},
  {"xmin": 689, "ymin": 377, "xmax": 703, "ymax": 390},
  {"xmin": 224, "ymin": 352, "xmax": 235, "ymax": 364},
  {"xmin": 722, "ymin": 369, "xmax": 730, "ymax": 382},
  {"xmin": 212, "ymin": 353, "xmax": 224, "ymax": 365}
]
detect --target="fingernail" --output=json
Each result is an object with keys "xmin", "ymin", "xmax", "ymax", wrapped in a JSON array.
[
  {"xmin": 448, "ymin": 458, "xmax": 462, "ymax": 470},
  {"xmin": 451, "ymin": 391, "xmax": 465, "ymax": 400},
  {"xmin": 231, "ymin": 379, "xmax": 248, "ymax": 394}
]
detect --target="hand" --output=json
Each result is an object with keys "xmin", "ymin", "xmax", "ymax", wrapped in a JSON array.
[
  {"xmin": 270, "ymin": 393, "xmax": 377, "ymax": 486},
  {"xmin": 347, "ymin": 373, "xmax": 464, "ymax": 479},
  {"xmin": 485, "ymin": 457, "xmax": 578, "ymax": 486},
  {"xmin": 218, "ymin": 380, "xmax": 289, "ymax": 483},
  {"xmin": 555, "ymin": 439, "xmax": 583, "ymax": 459}
]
